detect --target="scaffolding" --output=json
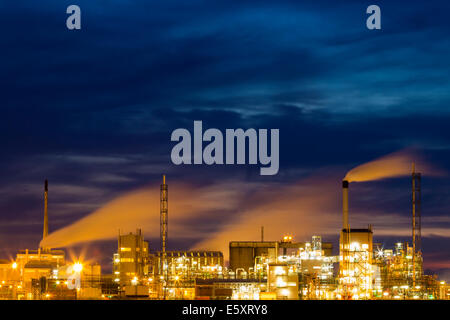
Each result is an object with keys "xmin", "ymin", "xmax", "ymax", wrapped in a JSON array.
[
  {"xmin": 160, "ymin": 175, "xmax": 168, "ymax": 298},
  {"xmin": 412, "ymin": 164, "xmax": 422, "ymax": 287}
]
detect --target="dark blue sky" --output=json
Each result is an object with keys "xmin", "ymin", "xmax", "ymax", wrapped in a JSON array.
[{"xmin": 1, "ymin": 1, "xmax": 450, "ymax": 277}]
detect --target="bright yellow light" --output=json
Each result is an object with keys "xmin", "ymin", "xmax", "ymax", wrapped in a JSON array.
[
  {"xmin": 73, "ymin": 262, "xmax": 83, "ymax": 273},
  {"xmin": 11, "ymin": 262, "xmax": 17, "ymax": 269}
]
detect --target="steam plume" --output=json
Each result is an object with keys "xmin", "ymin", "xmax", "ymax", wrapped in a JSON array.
[
  {"xmin": 40, "ymin": 182, "xmax": 241, "ymax": 248},
  {"xmin": 344, "ymin": 149, "xmax": 443, "ymax": 183}
]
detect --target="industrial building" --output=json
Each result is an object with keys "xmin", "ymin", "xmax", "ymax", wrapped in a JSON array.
[
  {"xmin": 0, "ymin": 170, "xmax": 448, "ymax": 300},
  {"xmin": 153, "ymin": 250, "xmax": 224, "ymax": 278},
  {"xmin": 113, "ymin": 229, "xmax": 149, "ymax": 286},
  {"xmin": 229, "ymin": 238, "xmax": 333, "ymax": 272},
  {"xmin": 195, "ymin": 278, "xmax": 267, "ymax": 300},
  {"xmin": 339, "ymin": 227, "xmax": 374, "ymax": 299},
  {"xmin": 0, "ymin": 180, "xmax": 104, "ymax": 300}
]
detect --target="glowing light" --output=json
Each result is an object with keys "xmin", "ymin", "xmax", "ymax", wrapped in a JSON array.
[
  {"xmin": 11, "ymin": 262, "xmax": 17, "ymax": 269},
  {"xmin": 73, "ymin": 262, "xmax": 83, "ymax": 273},
  {"xmin": 376, "ymin": 249, "xmax": 384, "ymax": 258}
]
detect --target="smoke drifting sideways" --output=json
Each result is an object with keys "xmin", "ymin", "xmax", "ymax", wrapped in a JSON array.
[
  {"xmin": 192, "ymin": 173, "xmax": 344, "ymax": 258},
  {"xmin": 40, "ymin": 149, "xmax": 446, "ymax": 255},
  {"xmin": 343, "ymin": 149, "xmax": 445, "ymax": 183},
  {"xmin": 192, "ymin": 149, "xmax": 446, "ymax": 260},
  {"xmin": 40, "ymin": 182, "xmax": 243, "ymax": 248}
]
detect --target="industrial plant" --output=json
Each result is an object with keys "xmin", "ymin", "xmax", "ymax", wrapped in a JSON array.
[{"xmin": 0, "ymin": 169, "xmax": 449, "ymax": 300}]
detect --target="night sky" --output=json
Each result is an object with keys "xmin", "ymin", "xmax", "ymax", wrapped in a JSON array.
[{"xmin": 1, "ymin": 1, "xmax": 450, "ymax": 278}]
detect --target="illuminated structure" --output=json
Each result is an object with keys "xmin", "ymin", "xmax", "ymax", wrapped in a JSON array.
[
  {"xmin": 160, "ymin": 175, "xmax": 168, "ymax": 285},
  {"xmin": 339, "ymin": 228, "xmax": 373, "ymax": 299},
  {"xmin": 230, "ymin": 236, "xmax": 337, "ymax": 300},
  {"xmin": 153, "ymin": 251, "xmax": 224, "ymax": 279},
  {"xmin": 339, "ymin": 180, "xmax": 375, "ymax": 299},
  {"xmin": 229, "ymin": 238, "xmax": 333, "ymax": 274},
  {"xmin": 0, "ymin": 174, "xmax": 448, "ymax": 300},
  {"xmin": 374, "ymin": 242, "xmax": 428, "ymax": 299},
  {"xmin": 150, "ymin": 250, "xmax": 224, "ymax": 299},
  {"xmin": 195, "ymin": 278, "xmax": 266, "ymax": 300},
  {"xmin": 411, "ymin": 164, "xmax": 422, "ymax": 288},
  {"xmin": 113, "ymin": 229, "xmax": 149, "ymax": 286},
  {"xmin": 267, "ymin": 264, "xmax": 299, "ymax": 299},
  {"xmin": 297, "ymin": 236, "xmax": 337, "ymax": 299}
]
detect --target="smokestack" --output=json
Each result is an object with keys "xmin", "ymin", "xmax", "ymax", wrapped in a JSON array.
[
  {"xmin": 43, "ymin": 179, "xmax": 49, "ymax": 239},
  {"xmin": 342, "ymin": 180, "xmax": 349, "ymax": 230}
]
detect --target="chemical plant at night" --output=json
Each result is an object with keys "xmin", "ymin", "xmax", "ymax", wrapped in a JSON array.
[{"xmin": 0, "ymin": 170, "xmax": 449, "ymax": 300}]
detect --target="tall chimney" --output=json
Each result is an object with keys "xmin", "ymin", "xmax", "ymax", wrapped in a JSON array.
[
  {"xmin": 43, "ymin": 179, "xmax": 49, "ymax": 239},
  {"xmin": 342, "ymin": 180, "xmax": 349, "ymax": 230}
]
